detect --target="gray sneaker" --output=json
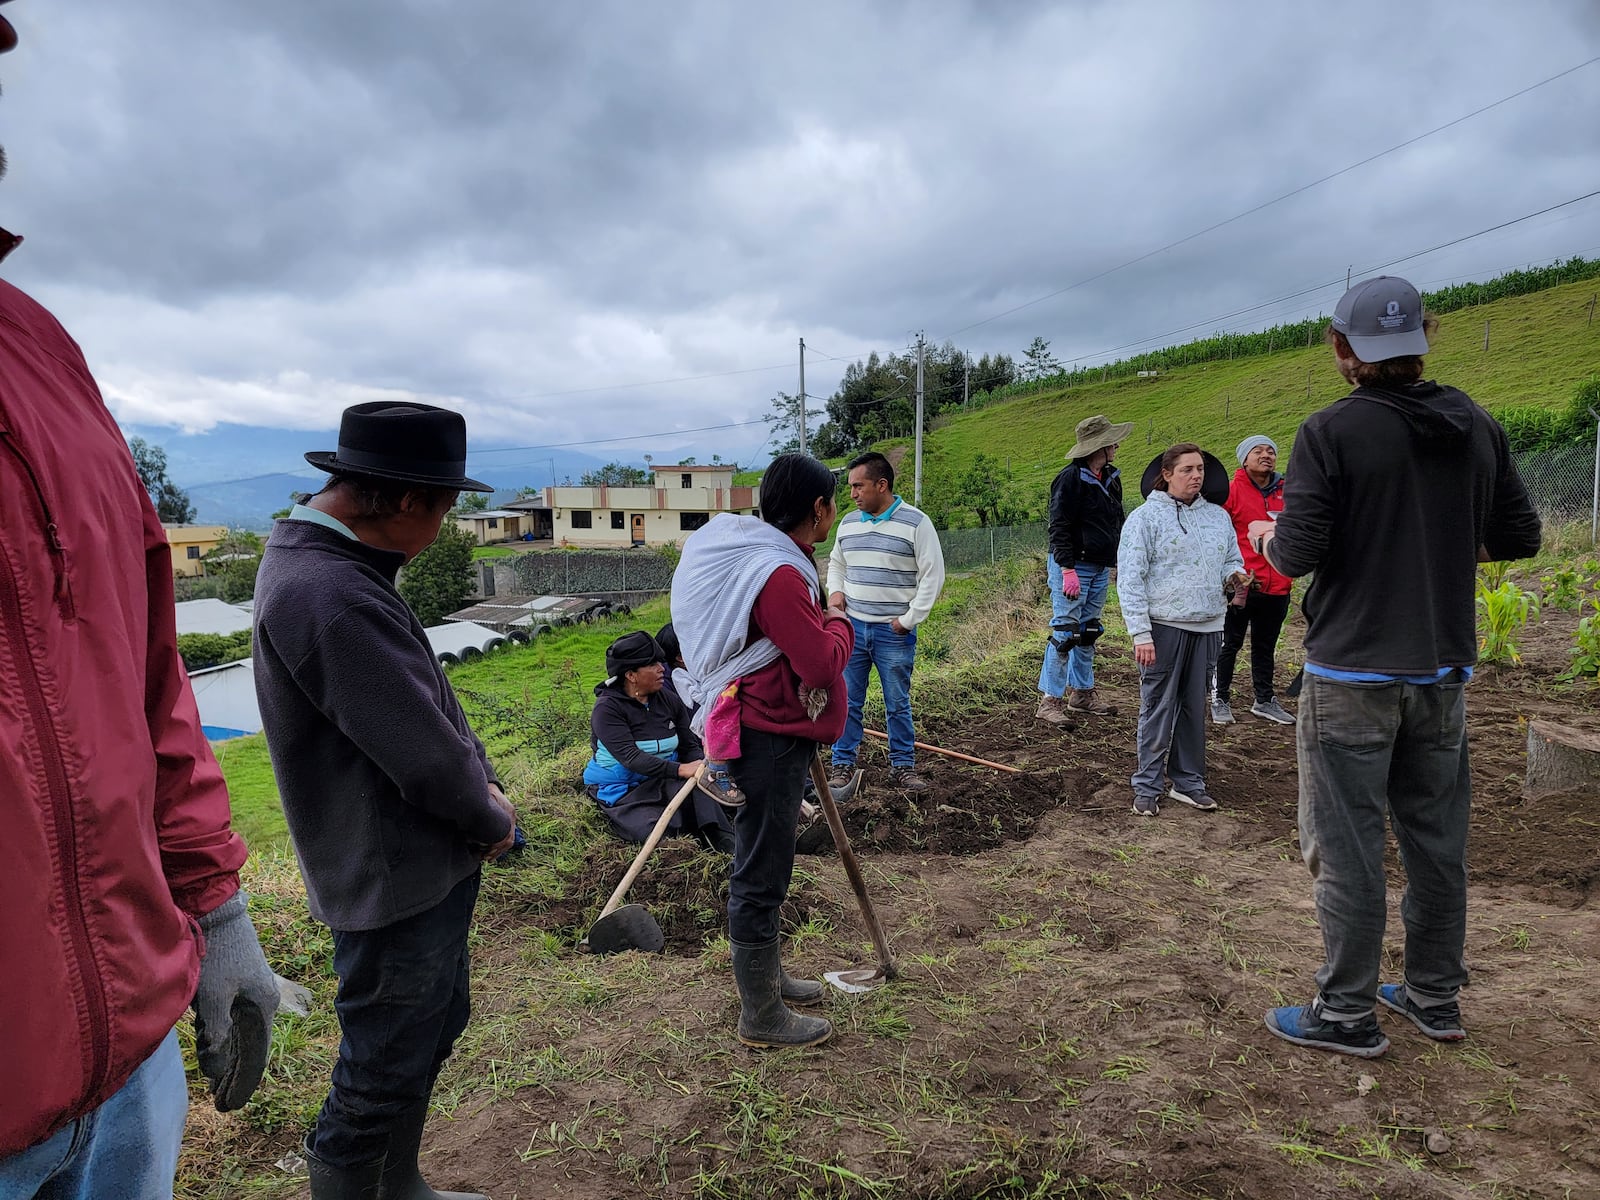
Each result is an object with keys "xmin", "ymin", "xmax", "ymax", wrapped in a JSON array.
[
  {"xmin": 1168, "ymin": 787, "xmax": 1219, "ymax": 812},
  {"xmin": 1132, "ymin": 794, "xmax": 1160, "ymax": 817},
  {"xmin": 1211, "ymin": 698, "xmax": 1235, "ymax": 725},
  {"xmin": 1251, "ymin": 698, "xmax": 1296, "ymax": 725}
]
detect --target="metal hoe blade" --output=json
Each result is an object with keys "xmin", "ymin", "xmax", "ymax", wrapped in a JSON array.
[{"xmin": 583, "ymin": 903, "xmax": 665, "ymax": 956}]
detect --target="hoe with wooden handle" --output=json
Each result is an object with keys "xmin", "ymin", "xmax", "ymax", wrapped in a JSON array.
[
  {"xmin": 807, "ymin": 751, "xmax": 898, "ymax": 993},
  {"xmin": 581, "ymin": 775, "xmax": 699, "ymax": 955}
]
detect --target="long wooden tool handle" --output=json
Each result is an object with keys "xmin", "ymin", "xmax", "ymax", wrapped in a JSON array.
[
  {"xmin": 597, "ymin": 774, "xmax": 699, "ymax": 920},
  {"xmin": 863, "ymin": 728, "xmax": 1021, "ymax": 774},
  {"xmin": 809, "ymin": 752, "xmax": 898, "ymax": 981}
]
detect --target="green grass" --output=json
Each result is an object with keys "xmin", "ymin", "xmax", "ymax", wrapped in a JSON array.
[
  {"xmin": 471, "ymin": 544, "xmax": 524, "ymax": 560},
  {"xmin": 214, "ymin": 599, "xmax": 673, "ymax": 855},
  {"xmin": 211, "ymin": 735, "xmax": 288, "ymax": 856},
  {"xmin": 905, "ymin": 276, "xmax": 1600, "ymax": 526}
]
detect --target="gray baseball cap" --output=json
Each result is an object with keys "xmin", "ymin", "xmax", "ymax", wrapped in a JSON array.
[{"xmin": 1330, "ymin": 275, "xmax": 1430, "ymax": 362}]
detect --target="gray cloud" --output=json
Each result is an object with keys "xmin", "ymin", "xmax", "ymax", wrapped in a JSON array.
[{"xmin": 3, "ymin": 0, "xmax": 1597, "ymax": 461}]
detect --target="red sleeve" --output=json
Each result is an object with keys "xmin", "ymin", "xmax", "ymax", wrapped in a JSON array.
[
  {"xmin": 142, "ymin": 501, "xmax": 247, "ymax": 918},
  {"xmin": 751, "ymin": 565, "xmax": 853, "ymax": 690}
]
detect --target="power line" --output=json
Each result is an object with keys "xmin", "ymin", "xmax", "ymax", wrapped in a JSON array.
[{"xmin": 939, "ymin": 54, "xmax": 1600, "ymax": 340}]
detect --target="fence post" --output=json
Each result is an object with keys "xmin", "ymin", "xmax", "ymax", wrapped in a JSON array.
[
  {"xmin": 1588, "ymin": 294, "xmax": 1596, "ymax": 327},
  {"xmin": 1482, "ymin": 320, "xmax": 1490, "ymax": 352},
  {"xmin": 1306, "ymin": 368, "xmax": 1313, "ymax": 400},
  {"xmin": 989, "ymin": 526, "xmax": 996, "ymax": 566},
  {"xmin": 1591, "ymin": 407, "xmax": 1600, "ymax": 549}
]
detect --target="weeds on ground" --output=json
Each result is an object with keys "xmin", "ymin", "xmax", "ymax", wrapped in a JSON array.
[{"xmin": 1559, "ymin": 599, "xmax": 1600, "ymax": 681}]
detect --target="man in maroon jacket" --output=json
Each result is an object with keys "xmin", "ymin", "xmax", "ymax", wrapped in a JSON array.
[{"xmin": 0, "ymin": 4, "xmax": 279, "ymax": 1194}]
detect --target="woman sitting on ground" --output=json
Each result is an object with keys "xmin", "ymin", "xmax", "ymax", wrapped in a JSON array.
[
  {"xmin": 671, "ymin": 454, "xmax": 854, "ymax": 1050},
  {"xmin": 1118, "ymin": 443, "xmax": 1245, "ymax": 818},
  {"xmin": 581, "ymin": 630, "xmax": 735, "ymax": 853}
]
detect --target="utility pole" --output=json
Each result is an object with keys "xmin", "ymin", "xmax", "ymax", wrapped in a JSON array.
[
  {"xmin": 798, "ymin": 338, "xmax": 807, "ymax": 456},
  {"xmin": 1346, "ymin": 265, "xmax": 1352, "ymax": 291},
  {"xmin": 914, "ymin": 332, "xmax": 925, "ymax": 506},
  {"xmin": 963, "ymin": 351, "xmax": 970, "ymax": 408}
]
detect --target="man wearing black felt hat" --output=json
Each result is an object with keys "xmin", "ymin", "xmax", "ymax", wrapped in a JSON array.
[{"xmin": 253, "ymin": 402, "xmax": 510, "ymax": 1199}]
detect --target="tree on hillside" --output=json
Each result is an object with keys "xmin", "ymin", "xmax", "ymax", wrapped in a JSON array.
[
  {"xmin": 207, "ymin": 529, "xmax": 264, "ymax": 603},
  {"xmin": 969, "ymin": 352, "xmax": 1018, "ymax": 396},
  {"xmin": 579, "ymin": 462, "xmax": 649, "ymax": 486},
  {"xmin": 128, "ymin": 437, "xmax": 196, "ymax": 523},
  {"xmin": 958, "ymin": 453, "xmax": 1036, "ymax": 527},
  {"xmin": 455, "ymin": 492, "xmax": 490, "ymax": 514},
  {"xmin": 398, "ymin": 522, "xmax": 477, "ymax": 627},
  {"xmin": 1020, "ymin": 337, "xmax": 1061, "ymax": 382},
  {"xmin": 515, "ymin": 485, "xmax": 544, "ymax": 498},
  {"xmin": 764, "ymin": 390, "xmax": 826, "ymax": 456}
]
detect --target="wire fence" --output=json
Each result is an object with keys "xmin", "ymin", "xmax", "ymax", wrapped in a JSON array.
[
  {"xmin": 938, "ymin": 521, "xmax": 1048, "ymax": 572},
  {"xmin": 1516, "ymin": 441, "xmax": 1598, "ymax": 544}
]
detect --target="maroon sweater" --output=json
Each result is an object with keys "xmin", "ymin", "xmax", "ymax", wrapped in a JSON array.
[{"xmin": 739, "ymin": 562, "xmax": 854, "ymax": 741}]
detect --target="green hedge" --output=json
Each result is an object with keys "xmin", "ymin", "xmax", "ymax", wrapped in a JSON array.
[{"xmin": 178, "ymin": 630, "xmax": 252, "ymax": 671}]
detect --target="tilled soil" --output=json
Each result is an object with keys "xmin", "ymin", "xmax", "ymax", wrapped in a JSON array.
[{"xmin": 229, "ymin": 601, "xmax": 1600, "ymax": 1200}]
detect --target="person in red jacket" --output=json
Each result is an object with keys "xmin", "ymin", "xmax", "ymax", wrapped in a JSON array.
[
  {"xmin": 1213, "ymin": 435, "xmax": 1296, "ymax": 725},
  {"xmin": 671, "ymin": 455, "xmax": 854, "ymax": 1049},
  {"xmin": 0, "ymin": 5, "xmax": 279, "ymax": 1194}
]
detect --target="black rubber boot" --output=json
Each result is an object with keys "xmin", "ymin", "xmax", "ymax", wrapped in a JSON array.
[
  {"xmin": 377, "ymin": 1104, "xmax": 488, "ymax": 1200},
  {"xmin": 732, "ymin": 938, "xmax": 832, "ymax": 1048},
  {"xmin": 303, "ymin": 1135, "xmax": 384, "ymax": 1200},
  {"xmin": 781, "ymin": 966, "xmax": 825, "ymax": 1006}
]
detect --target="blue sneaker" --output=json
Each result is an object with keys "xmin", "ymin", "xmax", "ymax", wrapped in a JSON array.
[
  {"xmin": 1265, "ymin": 1003, "xmax": 1390, "ymax": 1058},
  {"xmin": 1377, "ymin": 984, "xmax": 1466, "ymax": 1041}
]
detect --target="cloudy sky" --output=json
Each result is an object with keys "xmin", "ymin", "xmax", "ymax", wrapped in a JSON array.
[{"xmin": 4, "ymin": 1, "xmax": 1599, "ymax": 482}]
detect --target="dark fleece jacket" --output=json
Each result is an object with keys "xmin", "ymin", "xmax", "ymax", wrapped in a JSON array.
[
  {"xmin": 253, "ymin": 519, "xmax": 509, "ymax": 931},
  {"xmin": 1268, "ymin": 381, "xmax": 1541, "ymax": 674}
]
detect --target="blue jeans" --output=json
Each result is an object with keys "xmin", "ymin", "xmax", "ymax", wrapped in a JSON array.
[
  {"xmin": 1038, "ymin": 560, "xmax": 1111, "ymax": 696},
  {"xmin": 727, "ymin": 727, "xmax": 813, "ymax": 944},
  {"xmin": 0, "ymin": 1031, "xmax": 186, "ymax": 1200},
  {"xmin": 1296, "ymin": 672, "xmax": 1471, "ymax": 1019},
  {"xmin": 312, "ymin": 870, "xmax": 481, "ymax": 1168},
  {"xmin": 831, "ymin": 618, "xmax": 918, "ymax": 770}
]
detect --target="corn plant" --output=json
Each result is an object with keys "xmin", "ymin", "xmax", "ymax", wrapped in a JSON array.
[
  {"xmin": 1540, "ymin": 566, "xmax": 1588, "ymax": 611},
  {"xmin": 1476, "ymin": 580, "xmax": 1538, "ymax": 665},
  {"xmin": 1477, "ymin": 560, "xmax": 1511, "ymax": 591},
  {"xmin": 1560, "ymin": 600, "xmax": 1600, "ymax": 681}
]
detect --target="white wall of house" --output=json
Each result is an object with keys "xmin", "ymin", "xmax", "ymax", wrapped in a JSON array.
[{"xmin": 189, "ymin": 661, "xmax": 262, "ymax": 737}]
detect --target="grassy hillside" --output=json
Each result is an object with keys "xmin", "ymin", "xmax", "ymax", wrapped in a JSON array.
[{"xmin": 908, "ymin": 275, "xmax": 1600, "ymax": 524}]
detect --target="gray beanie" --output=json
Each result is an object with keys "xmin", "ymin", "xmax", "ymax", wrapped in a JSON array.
[{"xmin": 1236, "ymin": 435, "xmax": 1277, "ymax": 466}]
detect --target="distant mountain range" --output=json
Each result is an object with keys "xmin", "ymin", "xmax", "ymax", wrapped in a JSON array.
[{"xmin": 121, "ymin": 422, "xmax": 621, "ymax": 530}]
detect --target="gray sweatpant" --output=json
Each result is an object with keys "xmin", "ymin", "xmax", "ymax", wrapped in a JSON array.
[{"xmin": 1132, "ymin": 623, "xmax": 1220, "ymax": 802}]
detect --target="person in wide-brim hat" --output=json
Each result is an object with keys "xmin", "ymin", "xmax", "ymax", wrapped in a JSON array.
[
  {"xmin": 251, "ymin": 399, "xmax": 515, "ymax": 1198},
  {"xmin": 1066, "ymin": 413, "xmax": 1135, "ymax": 461},
  {"xmin": 1037, "ymin": 413, "xmax": 1135, "ymax": 726}
]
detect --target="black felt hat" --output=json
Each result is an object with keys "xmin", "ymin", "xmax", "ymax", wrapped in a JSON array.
[
  {"xmin": 606, "ymin": 631, "xmax": 664, "ymax": 679},
  {"xmin": 1139, "ymin": 448, "xmax": 1231, "ymax": 503},
  {"xmin": 305, "ymin": 402, "xmax": 493, "ymax": 492}
]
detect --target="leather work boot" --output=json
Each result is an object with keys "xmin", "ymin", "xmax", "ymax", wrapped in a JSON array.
[
  {"xmin": 890, "ymin": 767, "xmax": 929, "ymax": 793},
  {"xmin": 732, "ymin": 938, "xmax": 832, "ymax": 1048},
  {"xmin": 825, "ymin": 763, "xmax": 855, "ymax": 791},
  {"xmin": 1035, "ymin": 694, "xmax": 1071, "ymax": 725},
  {"xmin": 377, "ymin": 1103, "xmax": 488, "ymax": 1199},
  {"xmin": 1067, "ymin": 688, "xmax": 1115, "ymax": 716},
  {"xmin": 303, "ymin": 1135, "xmax": 384, "ymax": 1200}
]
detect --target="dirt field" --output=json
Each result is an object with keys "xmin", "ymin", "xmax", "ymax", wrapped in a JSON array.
[{"xmin": 198, "ymin": 600, "xmax": 1600, "ymax": 1200}]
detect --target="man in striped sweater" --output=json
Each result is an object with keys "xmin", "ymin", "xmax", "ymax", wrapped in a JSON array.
[{"xmin": 826, "ymin": 452, "xmax": 947, "ymax": 792}]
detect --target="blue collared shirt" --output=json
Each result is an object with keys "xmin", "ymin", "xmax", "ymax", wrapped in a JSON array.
[{"xmin": 288, "ymin": 503, "xmax": 358, "ymax": 542}]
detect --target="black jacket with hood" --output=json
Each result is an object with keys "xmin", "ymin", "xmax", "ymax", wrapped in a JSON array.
[
  {"xmin": 1048, "ymin": 460, "xmax": 1125, "ymax": 569},
  {"xmin": 1267, "ymin": 381, "xmax": 1541, "ymax": 674}
]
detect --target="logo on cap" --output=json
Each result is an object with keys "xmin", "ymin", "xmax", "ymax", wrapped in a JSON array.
[{"xmin": 1378, "ymin": 299, "xmax": 1407, "ymax": 331}]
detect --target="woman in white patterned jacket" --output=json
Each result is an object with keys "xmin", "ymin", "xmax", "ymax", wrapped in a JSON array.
[{"xmin": 1118, "ymin": 443, "xmax": 1246, "ymax": 818}]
